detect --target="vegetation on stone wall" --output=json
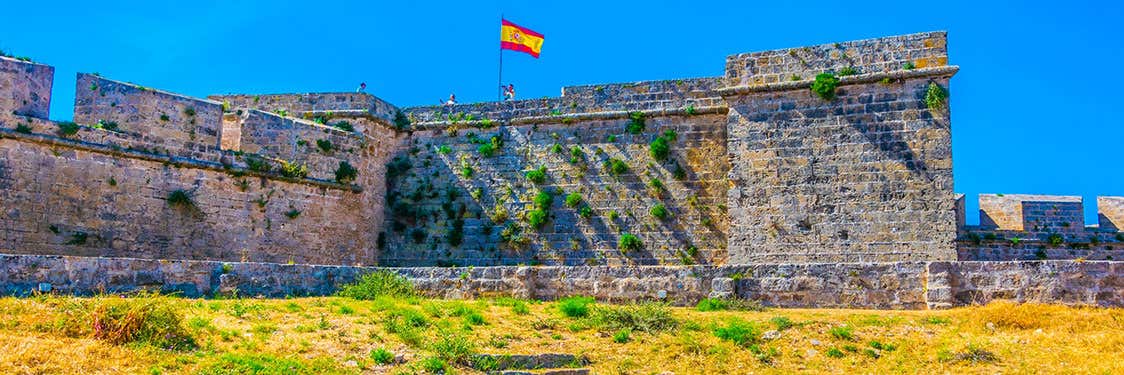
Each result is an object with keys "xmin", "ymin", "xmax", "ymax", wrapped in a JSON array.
[
  {"xmin": 619, "ymin": 233, "xmax": 643, "ymax": 252},
  {"xmin": 167, "ymin": 189, "xmax": 195, "ymax": 208},
  {"xmin": 626, "ymin": 112, "xmax": 646, "ymax": 134},
  {"xmin": 335, "ymin": 161, "xmax": 358, "ymax": 184},
  {"xmin": 56, "ymin": 122, "xmax": 80, "ymax": 137},
  {"xmin": 925, "ymin": 82, "xmax": 949, "ymax": 110},
  {"xmin": 811, "ymin": 73, "xmax": 840, "ymax": 100}
]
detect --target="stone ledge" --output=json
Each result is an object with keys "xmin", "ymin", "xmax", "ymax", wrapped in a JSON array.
[
  {"xmin": 410, "ymin": 105, "xmax": 728, "ymax": 128},
  {"xmin": 0, "ymin": 127, "xmax": 361, "ymax": 192},
  {"xmin": 716, "ymin": 65, "xmax": 960, "ymax": 97}
]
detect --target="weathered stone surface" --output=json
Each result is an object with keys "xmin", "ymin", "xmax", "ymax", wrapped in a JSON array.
[
  {"xmin": 0, "ymin": 56, "xmax": 53, "ymax": 120},
  {"xmin": 2, "ymin": 253, "xmax": 1122, "ymax": 309},
  {"xmin": 725, "ymin": 75, "xmax": 956, "ymax": 263}
]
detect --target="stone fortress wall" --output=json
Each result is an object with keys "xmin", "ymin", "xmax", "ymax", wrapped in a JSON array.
[{"xmin": 0, "ymin": 31, "xmax": 1122, "ymax": 308}]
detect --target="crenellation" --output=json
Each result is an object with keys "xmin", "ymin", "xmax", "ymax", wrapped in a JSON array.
[
  {"xmin": 1099, "ymin": 196, "xmax": 1124, "ymax": 232},
  {"xmin": 0, "ymin": 56, "xmax": 53, "ymax": 121}
]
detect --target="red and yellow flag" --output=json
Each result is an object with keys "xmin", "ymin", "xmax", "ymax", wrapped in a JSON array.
[{"xmin": 500, "ymin": 19, "xmax": 544, "ymax": 58}]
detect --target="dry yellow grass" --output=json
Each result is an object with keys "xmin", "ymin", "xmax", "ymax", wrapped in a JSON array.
[{"xmin": 0, "ymin": 295, "xmax": 1122, "ymax": 374}]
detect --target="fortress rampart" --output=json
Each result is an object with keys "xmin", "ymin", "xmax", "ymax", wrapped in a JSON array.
[{"xmin": 1, "ymin": 31, "xmax": 1121, "ymax": 308}]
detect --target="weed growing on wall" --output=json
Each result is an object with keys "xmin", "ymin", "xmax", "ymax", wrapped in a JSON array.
[
  {"xmin": 924, "ymin": 82, "xmax": 949, "ymax": 110},
  {"xmin": 525, "ymin": 167, "xmax": 547, "ymax": 184},
  {"xmin": 565, "ymin": 192, "xmax": 583, "ymax": 208},
  {"xmin": 626, "ymin": 112, "xmax": 646, "ymax": 134},
  {"xmin": 334, "ymin": 161, "xmax": 358, "ymax": 183},
  {"xmin": 838, "ymin": 66, "xmax": 859, "ymax": 76},
  {"xmin": 167, "ymin": 189, "xmax": 195, "ymax": 208},
  {"xmin": 15, "ymin": 123, "xmax": 32, "ymax": 134},
  {"xmin": 393, "ymin": 111, "xmax": 412, "ymax": 130},
  {"xmin": 811, "ymin": 73, "xmax": 840, "ymax": 100},
  {"xmin": 315, "ymin": 139, "xmax": 334, "ymax": 153},
  {"xmin": 332, "ymin": 121, "xmax": 355, "ymax": 132},
  {"xmin": 649, "ymin": 203, "xmax": 670, "ymax": 220},
  {"xmin": 606, "ymin": 159, "xmax": 629, "ymax": 176},
  {"xmin": 618, "ymin": 233, "xmax": 643, "ymax": 252},
  {"xmin": 279, "ymin": 161, "xmax": 308, "ymax": 179},
  {"xmin": 56, "ymin": 121, "xmax": 80, "ymax": 137}
]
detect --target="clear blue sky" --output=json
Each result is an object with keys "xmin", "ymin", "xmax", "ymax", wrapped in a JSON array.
[{"xmin": 2, "ymin": 1, "xmax": 1121, "ymax": 225}]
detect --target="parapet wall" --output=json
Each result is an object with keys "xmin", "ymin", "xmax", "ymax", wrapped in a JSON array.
[
  {"xmin": 725, "ymin": 31, "xmax": 948, "ymax": 86},
  {"xmin": 957, "ymin": 194, "xmax": 1124, "ymax": 261},
  {"xmin": 209, "ymin": 93, "xmax": 401, "ymax": 132},
  {"xmin": 0, "ymin": 56, "xmax": 53, "ymax": 120},
  {"xmin": 74, "ymin": 74, "xmax": 224, "ymax": 156},
  {"xmin": 402, "ymin": 77, "xmax": 726, "ymax": 126}
]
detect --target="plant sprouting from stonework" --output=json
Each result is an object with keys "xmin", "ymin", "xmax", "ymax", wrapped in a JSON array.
[
  {"xmin": 924, "ymin": 82, "xmax": 949, "ymax": 110},
  {"xmin": 618, "ymin": 233, "xmax": 643, "ymax": 253},
  {"xmin": 625, "ymin": 112, "xmax": 646, "ymax": 134},
  {"xmin": 525, "ymin": 166, "xmax": 547, "ymax": 184},
  {"xmin": 167, "ymin": 189, "xmax": 195, "ymax": 208},
  {"xmin": 606, "ymin": 158, "xmax": 629, "ymax": 176},
  {"xmin": 335, "ymin": 161, "xmax": 358, "ymax": 184},
  {"xmin": 649, "ymin": 203, "xmax": 670, "ymax": 220},
  {"xmin": 285, "ymin": 209, "xmax": 301, "ymax": 219},
  {"xmin": 393, "ymin": 111, "xmax": 412, "ymax": 130},
  {"xmin": 279, "ymin": 161, "xmax": 308, "ymax": 179},
  {"xmin": 56, "ymin": 121, "xmax": 80, "ymax": 137},
  {"xmin": 811, "ymin": 73, "xmax": 840, "ymax": 101},
  {"xmin": 314, "ymin": 139, "xmax": 333, "ymax": 154},
  {"xmin": 838, "ymin": 66, "xmax": 859, "ymax": 76},
  {"xmin": 564, "ymin": 192, "xmax": 583, "ymax": 208}
]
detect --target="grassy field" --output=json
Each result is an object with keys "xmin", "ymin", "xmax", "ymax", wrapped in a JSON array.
[{"xmin": 1, "ymin": 276, "xmax": 1122, "ymax": 374}]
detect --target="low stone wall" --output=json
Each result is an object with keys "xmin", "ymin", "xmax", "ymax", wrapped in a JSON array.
[
  {"xmin": 209, "ymin": 93, "xmax": 400, "ymax": 127},
  {"xmin": 3, "ymin": 253, "xmax": 1121, "ymax": 309}
]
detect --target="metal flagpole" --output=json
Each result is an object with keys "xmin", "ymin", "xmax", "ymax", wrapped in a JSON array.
[{"xmin": 498, "ymin": 13, "xmax": 504, "ymax": 101}]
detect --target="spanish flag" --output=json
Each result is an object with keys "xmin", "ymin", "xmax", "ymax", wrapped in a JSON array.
[{"xmin": 500, "ymin": 19, "xmax": 544, "ymax": 58}]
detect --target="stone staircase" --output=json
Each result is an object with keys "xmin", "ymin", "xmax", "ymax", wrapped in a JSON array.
[{"xmin": 473, "ymin": 353, "xmax": 590, "ymax": 375}]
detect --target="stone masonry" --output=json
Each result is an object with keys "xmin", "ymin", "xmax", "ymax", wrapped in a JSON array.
[{"xmin": 0, "ymin": 32, "xmax": 1122, "ymax": 308}]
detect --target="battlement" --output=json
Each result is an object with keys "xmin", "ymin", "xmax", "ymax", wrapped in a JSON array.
[
  {"xmin": 0, "ymin": 56, "xmax": 53, "ymax": 120},
  {"xmin": 725, "ymin": 31, "xmax": 948, "ymax": 86},
  {"xmin": 209, "ymin": 92, "xmax": 402, "ymax": 130},
  {"xmin": 956, "ymin": 194, "xmax": 1124, "ymax": 261}
]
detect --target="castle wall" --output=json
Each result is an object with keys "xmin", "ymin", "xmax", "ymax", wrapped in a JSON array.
[
  {"xmin": 379, "ymin": 113, "xmax": 729, "ymax": 267},
  {"xmin": 725, "ymin": 74, "xmax": 956, "ymax": 263},
  {"xmin": 73, "ymin": 74, "xmax": 223, "ymax": 156},
  {"xmin": 0, "ymin": 135, "xmax": 377, "ymax": 265},
  {"xmin": 0, "ymin": 56, "xmax": 53, "ymax": 120}
]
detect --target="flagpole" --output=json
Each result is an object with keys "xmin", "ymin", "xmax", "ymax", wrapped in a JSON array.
[{"xmin": 498, "ymin": 13, "xmax": 504, "ymax": 101}]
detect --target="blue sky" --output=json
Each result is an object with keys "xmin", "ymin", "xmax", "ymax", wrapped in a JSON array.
[{"xmin": 1, "ymin": 0, "xmax": 1121, "ymax": 224}]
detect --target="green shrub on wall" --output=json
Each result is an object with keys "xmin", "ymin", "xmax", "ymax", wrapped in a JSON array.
[
  {"xmin": 525, "ymin": 167, "xmax": 547, "ymax": 184},
  {"xmin": 564, "ymin": 192, "xmax": 583, "ymax": 208},
  {"xmin": 316, "ymin": 139, "xmax": 334, "ymax": 153},
  {"xmin": 393, "ymin": 111, "xmax": 412, "ymax": 130},
  {"xmin": 811, "ymin": 73, "xmax": 840, "ymax": 101},
  {"xmin": 335, "ymin": 161, "xmax": 358, "ymax": 183},
  {"xmin": 606, "ymin": 159, "xmax": 629, "ymax": 176},
  {"xmin": 56, "ymin": 122, "xmax": 80, "ymax": 137},
  {"xmin": 167, "ymin": 189, "xmax": 195, "ymax": 208},
  {"xmin": 626, "ymin": 112, "xmax": 646, "ymax": 134},
  {"xmin": 924, "ymin": 82, "xmax": 948, "ymax": 110},
  {"xmin": 279, "ymin": 161, "xmax": 308, "ymax": 179},
  {"xmin": 477, "ymin": 142, "xmax": 497, "ymax": 157},
  {"xmin": 618, "ymin": 233, "xmax": 643, "ymax": 252},
  {"xmin": 649, "ymin": 203, "xmax": 670, "ymax": 220},
  {"xmin": 527, "ymin": 209, "xmax": 548, "ymax": 229}
]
